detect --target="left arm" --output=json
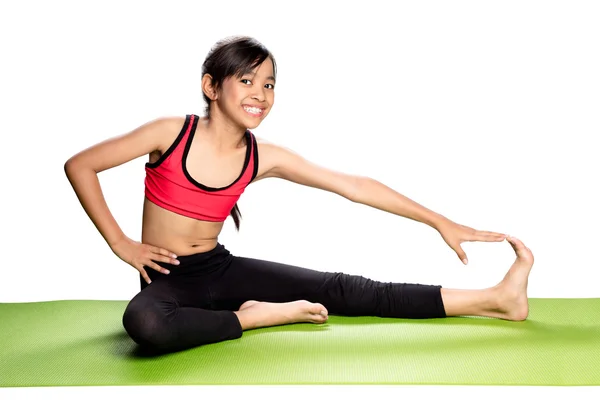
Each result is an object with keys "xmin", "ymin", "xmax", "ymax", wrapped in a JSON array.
[
  {"xmin": 257, "ymin": 140, "xmax": 506, "ymax": 264},
  {"xmin": 257, "ymin": 141, "xmax": 447, "ymax": 228},
  {"xmin": 351, "ymin": 177, "xmax": 448, "ymax": 229}
]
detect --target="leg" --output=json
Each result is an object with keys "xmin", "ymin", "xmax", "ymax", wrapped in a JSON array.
[
  {"xmin": 123, "ymin": 245, "xmax": 243, "ymax": 353},
  {"xmin": 440, "ymin": 288, "xmax": 498, "ymax": 317},
  {"xmin": 122, "ymin": 279, "xmax": 242, "ymax": 353},
  {"xmin": 214, "ymin": 236, "xmax": 534, "ymax": 329},
  {"xmin": 208, "ymin": 252, "xmax": 447, "ymax": 330}
]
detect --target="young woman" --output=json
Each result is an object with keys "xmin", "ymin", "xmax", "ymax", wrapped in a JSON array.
[{"xmin": 65, "ymin": 35, "xmax": 535, "ymax": 354}]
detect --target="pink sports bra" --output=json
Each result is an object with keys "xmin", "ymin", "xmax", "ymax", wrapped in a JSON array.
[{"xmin": 144, "ymin": 114, "xmax": 258, "ymax": 222}]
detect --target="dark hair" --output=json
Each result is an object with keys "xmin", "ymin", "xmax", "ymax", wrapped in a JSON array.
[{"xmin": 201, "ymin": 36, "xmax": 277, "ymax": 231}]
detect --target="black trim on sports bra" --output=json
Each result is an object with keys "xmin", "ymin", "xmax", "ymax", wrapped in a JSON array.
[
  {"xmin": 145, "ymin": 114, "xmax": 191, "ymax": 169},
  {"xmin": 182, "ymin": 114, "xmax": 252, "ymax": 192},
  {"xmin": 250, "ymin": 131, "xmax": 259, "ymax": 183}
]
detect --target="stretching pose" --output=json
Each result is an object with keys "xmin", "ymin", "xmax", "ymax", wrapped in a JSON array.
[{"xmin": 65, "ymin": 36, "xmax": 535, "ymax": 354}]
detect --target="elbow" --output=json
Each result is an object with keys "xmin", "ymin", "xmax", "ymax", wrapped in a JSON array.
[
  {"xmin": 64, "ymin": 157, "xmax": 78, "ymax": 177},
  {"xmin": 347, "ymin": 175, "xmax": 367, "ymax": 203},
  {"xmin": 64, "ymin": 157, "xmax": 90, "ymax": 178}
]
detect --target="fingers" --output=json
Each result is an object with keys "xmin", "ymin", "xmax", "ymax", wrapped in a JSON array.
[
  {"xmin": 454, "ymin": 245, "xmax": 468, "ymax": 265},
  {"xmin": 136, "ymin": 246, "xmax": 180, "ymax": 284},
  {"xmin": 142, "ymin": 272, "xmax": 152, "ymax": 285},
  {"xmin": 135, "ymin": 263, "xmax": 152, "ymax": 285},
  {"xmin": 150, "ymin": 246, "xmax": 178, "ymax": 261},
  {"xmin": 155, "ymin": 254, "xmax": 180, "ymax": 265},
  {"xmin": 146, "ymin": 261, "xmax": 171, "ymax": 275},
  {"xmin": 472, "ymin": 231, "xmax": 507, "ymax": 242},
  {"xmin": 148, "ymin": 246, "xmax": 179, "ymax": 265},
  {"xmin": 138, "ymin": 260, "xmax": 169, "ymax": 285}
]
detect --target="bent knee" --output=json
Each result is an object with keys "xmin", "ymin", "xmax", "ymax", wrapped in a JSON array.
[{"xmin": 122, "ymin": 300, "xmax": 173, "ymax": 349}]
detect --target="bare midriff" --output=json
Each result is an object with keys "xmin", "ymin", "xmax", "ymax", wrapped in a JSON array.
[{"xmin": 141, "ymin": 196, "xmax": 225, "ymax": 256}]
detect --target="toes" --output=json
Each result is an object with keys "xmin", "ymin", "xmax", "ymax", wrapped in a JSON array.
[
  {"xmin": 507, "ymin": 236, "xmax": 534, "ymax": 263},
  {"xmin": 311, "ymin": 313, "xmax": 328, "ymax": 323},
  {"xmin": 511, "ymin": 237, "xmax": 529, "ymax": 251},
  {"xmin": 309, "ymin": 303, "xmax": 328, "ymax": 317},
  {"xmin": 507, "ymin": 236, "xmax": 525, "ymax": 251},
  {"xmin": 507, "ymin": 235, "xmax": 523, "ymax": 246}
]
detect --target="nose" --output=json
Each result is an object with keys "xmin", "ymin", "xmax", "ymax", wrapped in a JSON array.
[{"xmin": 251, "ymin": 87, "xmax": 266, "ymax": 102}]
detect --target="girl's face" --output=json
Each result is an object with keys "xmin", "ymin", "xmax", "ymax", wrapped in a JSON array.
[{"xmin": 217, "ymin": 58, "xmax": 275, "ymax": 129}]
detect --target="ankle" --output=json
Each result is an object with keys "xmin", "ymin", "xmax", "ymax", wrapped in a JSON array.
[
  {"xmin": 233, "ymin": 310, "xmax": 256, "ymax": 331},
  {"xmin": 485, "ymin": 286, "xmax": 505, "ymax": 311}
]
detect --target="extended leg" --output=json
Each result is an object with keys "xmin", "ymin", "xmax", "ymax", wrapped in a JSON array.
[
  {"xmin": 440, "ymin": 287, "xmax": 504, "ymax": 318},
  {"xmin": 219, "ymin": 236, "xmax": 534, "ymax": 328},
  {"xmin": 209, "ymin": 253, "xmax": 446, "ymax": 326}
]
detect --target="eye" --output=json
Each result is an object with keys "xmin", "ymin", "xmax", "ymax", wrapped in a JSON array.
[{"xmin": 241, "ymin": 79, "xmax": 274, "ymax": 89}]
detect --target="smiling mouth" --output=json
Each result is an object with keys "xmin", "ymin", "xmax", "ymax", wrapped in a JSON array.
[{"xmin": 242, "ymin": 105, "xmax": 264, "ymax": 117}]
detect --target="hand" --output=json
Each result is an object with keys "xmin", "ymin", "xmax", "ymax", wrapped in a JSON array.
[
  {"xmin": 436, "ymin": 219, "xmax": 506, "ymax": 265},
  {"xmin": 110, "ymin": 236, "xmax": 179, "ymax": 284}
]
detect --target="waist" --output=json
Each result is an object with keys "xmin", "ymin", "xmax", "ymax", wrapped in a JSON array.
[
  {"xmin": 154, "ymin": 242, "xmax": 232, "ymax": 272},
  {"xmin": 142, "ymin": 197, "xmax": 225, "ymax": 256}
]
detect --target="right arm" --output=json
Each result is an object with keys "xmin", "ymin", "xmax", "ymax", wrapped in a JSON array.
[{"xmin": 64, "ymin": 116, "xmax": 184, "ymax": 280}]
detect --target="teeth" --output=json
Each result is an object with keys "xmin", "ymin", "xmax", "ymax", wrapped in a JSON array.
[{"xmin": 243, "ymin": 106, "xmax": 263, "ymax": 114}]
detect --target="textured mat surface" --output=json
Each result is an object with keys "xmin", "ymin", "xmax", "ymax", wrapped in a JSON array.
[{"xmin": 1, "ymin": 298, "xmax": 599, "ymax": 387}]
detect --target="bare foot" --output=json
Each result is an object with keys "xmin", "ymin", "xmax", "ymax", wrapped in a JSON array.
[
  {"xmin": 490, "ymin": 236, "xmax": 535, "ymax": 321},
  {"xmin": 234, "ymin": 300, "xmax": 329, "ymax": 330},
  {"xmin": 238, "ymin": 300, "xmax": 260, "ymax": 311}
]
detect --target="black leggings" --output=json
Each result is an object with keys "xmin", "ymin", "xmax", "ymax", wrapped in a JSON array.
[{"xmin": 122, "ymin": 243, "xmax": 446, "ymax": 353}]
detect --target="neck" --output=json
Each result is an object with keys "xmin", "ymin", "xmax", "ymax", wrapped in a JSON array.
[{"xmin": 199, "ymin": 110, "xmax": 247, "ymax": 152}]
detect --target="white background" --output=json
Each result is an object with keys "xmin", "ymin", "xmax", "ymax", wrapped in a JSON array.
[{"xmin": 1, "ymin": 0, "xmax": 598, "ymax": 398}]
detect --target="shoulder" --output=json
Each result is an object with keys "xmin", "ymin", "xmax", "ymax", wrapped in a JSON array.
[
  {"xmin": 151, "ymin": 114, "xmax": 192, "ymax": 151},
  {"xmin": 160, "ymin": 115, "xmax": 188, "ymax": 131},
  {"xmin": 249, "ymin": 134, "xmax": 359, "ymax": 200},
  {"xmin": 251, "ymin": 135, "xmax": 297, "ymax": 180},
  {"xmin": 139, "ymin": 114, "xmax": 188, "ymax": 139},
  {"xmin": 65, "ymin": 114, "xmax": 190, "ymax": 173},
  {"xmin": 252, "ymin": 134, "xmax": 278, "ymax": 160}
]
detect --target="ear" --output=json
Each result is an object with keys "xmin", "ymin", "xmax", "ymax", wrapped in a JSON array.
[{"xmin": 201, "ymin": 74, "xmax": 219, "ymax": 100}]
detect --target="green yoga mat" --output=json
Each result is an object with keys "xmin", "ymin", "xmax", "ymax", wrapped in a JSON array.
[{"xmin": 1, "ymin": 298, "xmax": 599, "ymax": 387}]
